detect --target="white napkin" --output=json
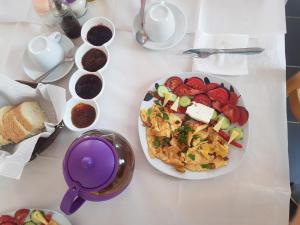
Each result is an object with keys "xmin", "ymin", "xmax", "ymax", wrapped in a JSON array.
[
  {"xmin": 192, "ymin": 33, "xmax": 249, "ymax": 75},
  {"xmin": 0, "ymin": 74, "xmax": 66, "ymax": 179},
  {"xmin": 198, "ymin": 0, "xmax": 286, "ymax": 34}
]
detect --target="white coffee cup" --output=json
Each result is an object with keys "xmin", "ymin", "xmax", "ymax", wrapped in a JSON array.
[
  {"xmin": 28, "ymin": 32, "xmax": 64, "ymax": 71},
  {"xmin": 144, "ymin": 2, "xmax": 176, "ymax": 43}
]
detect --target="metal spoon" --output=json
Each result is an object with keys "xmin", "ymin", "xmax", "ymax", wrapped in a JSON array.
[
  {"xmin": 34, "ymin": 46, "xmax": 76, "ymax": 83},
  {"xmin": 135, "ymin": 0, "xmax": 148, "ymax": 45}
]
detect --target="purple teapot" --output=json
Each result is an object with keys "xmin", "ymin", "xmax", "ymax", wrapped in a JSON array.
[{"xmin": 60, "ymin": 130, "xmax": 135, "ymax": 215}]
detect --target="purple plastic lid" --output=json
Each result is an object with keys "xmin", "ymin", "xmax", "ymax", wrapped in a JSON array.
[
  {"xmin": 64, "ymin": 137, "xmax": 118, "ymax": 190},
  {"xmin": 64, "ymin": 0, "xmax": 76, "ymax": 4}
]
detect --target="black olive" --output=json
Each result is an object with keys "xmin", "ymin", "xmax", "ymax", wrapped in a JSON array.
[
  {"xmin": 144, "ymin": 92, "xmax": 153, "ymax": 101},
  {"xmin": 204, "ymin": 77, "xmax": 210, "ymax": 84}
]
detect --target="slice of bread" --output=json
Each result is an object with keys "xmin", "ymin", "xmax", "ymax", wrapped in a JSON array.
[
  {"xmin": 0, "ymin": 134, "xmax": 11, "ymax": 146},
  {"xmin": 13, "ymin": 101, "xmax": 46, "ymax": 133},
  {"xmin": 1, "ymin": 101, "xmax": 47, "ymax": 144},
  {"xmin": 3, "ymin": 110, "xmax": 32, "ymax": 143},
  {"xmin": 0, "ymin": 106, "xmax": 13, "ymax": 145}
]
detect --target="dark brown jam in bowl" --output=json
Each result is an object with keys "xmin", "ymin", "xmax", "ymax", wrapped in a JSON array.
[
  {"xmin": 71, "ymin": 103, "xmax": 96, "ymax": 128},
  {"xmin": 87, "ymin": 25, "xmax": 113, "ymax": 46},
  {"xmin": 81, "ymin": 48, "xmax": 107, "ymax": 72},
  {"xmin": 75, "ymin": 74, "xmax": 102, "ymax": 99}
]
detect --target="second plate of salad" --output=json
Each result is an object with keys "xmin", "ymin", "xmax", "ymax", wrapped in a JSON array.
[
  {"xmin": 0, "ymin": 208, "xmax": 72, "ymax": 225},
  {"xmin": 138, "ymin": 72, "xmax": 250, "ymax": 179}
]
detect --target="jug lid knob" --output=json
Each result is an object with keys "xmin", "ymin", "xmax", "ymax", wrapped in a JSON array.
[{"xmin": 81, "ymin": 156, "xmax": 94, "ymax": 169}]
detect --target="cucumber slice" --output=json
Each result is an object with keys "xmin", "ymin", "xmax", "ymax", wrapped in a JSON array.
[
  {"xmin": 179, "ymin": 96, "xmax": 191, "ymax": 107},
  {"xmin": 24, "ymin": 221, "xmax": 37, "ymax": 225},
  {"xmin": 211, "ymin": 110, "xmax": 218, "ymax": 120},
  {"xmin": 218, "ymin": 115, "xmax": 230, "ymax": 130},
  {"xmin": 157, "ymin": 85, "xmax": 170, "ymax": 97},
  {"xmin": 229, "ymin": 127, "xmax": 244, "ymax": 140}
]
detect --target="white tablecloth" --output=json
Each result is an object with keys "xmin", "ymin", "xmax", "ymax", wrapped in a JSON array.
[{"xmin": 0, "ymin": 1, "xmax": 290, "ymax": 225}]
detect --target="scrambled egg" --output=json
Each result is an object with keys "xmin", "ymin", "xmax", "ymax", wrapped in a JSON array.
[{"xmin": 140, "ymin": 105, "xmax": 229, "ymax": 173}]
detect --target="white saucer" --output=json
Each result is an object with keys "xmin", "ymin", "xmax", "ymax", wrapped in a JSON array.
[
  {"xmin": 22, "ymin": 34, "xmax": 75, "ymax": 83},
  {"xmin": 133, "ymin": 2, "xmax": 187, "ymax": 50}
]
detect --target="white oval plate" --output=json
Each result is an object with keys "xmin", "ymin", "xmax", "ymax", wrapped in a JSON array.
[
  {"xmin": 1, "ymin": 208, "xmax": 72, "ymax": 225},
  {"xmin": 138, "ymin": 72, "xmax": 250, "ymax": 179}
]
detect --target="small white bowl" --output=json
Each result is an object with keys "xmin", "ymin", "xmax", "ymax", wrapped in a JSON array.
[
  {"xmin": 69, "ymin": 69, "xmax": 105, "ymax": 100},
  {"xmin": 63, "ymin": 98, "xmax": 100, "ymax": 132},
  {"xmin": 81, "ymin": 17, "xmax": 115, "ymax": 47},
  {"xmin": 75, "ymin": 43, "xmax": 109, "ymax": 73}
]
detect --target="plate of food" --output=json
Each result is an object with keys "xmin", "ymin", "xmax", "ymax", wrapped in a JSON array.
[
  {"xmin": 138, "ymin": 73, "xmax": 250, "ymax": 179},
  {"xmin": 0, "ymin": 208, "xmax": 72, "ymax": 225}
]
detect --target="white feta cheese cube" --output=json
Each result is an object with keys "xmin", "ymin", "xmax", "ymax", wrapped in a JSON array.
[{"xmin": 186, "ymin": 102, "xmax": 215, "ymax": 124}]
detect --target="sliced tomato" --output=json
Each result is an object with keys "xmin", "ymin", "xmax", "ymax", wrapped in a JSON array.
[
  {"xmin": 177, "ymin": 106, "xmax": 187, "ymax": 114},
  {"xmin": 211, "ymin": 101, "xmax": 223, "ymax": 112},
  {"xmin": 193, "ymin": 94, "xmax": 211, "ymax": 106},
  {"xmin": 164, "ymin": 101, "xmax": 187, "ymax": 114},
  {"xmin": 14, "ymin": 209, "xmax": 29, "ymax": 225},
  {"xmin": 222, "ymin": 105, "xmax": 240, "ymax": 123},
  {"xmin": 174, "ymin": 84, "xmax": 202, "ymax": 97},
  {"xmin": 206, "ymin": 83, "xmax": 219, "ymax": 91},
  {"xmin": 0, "ymin": 222, "xmax": 17, "ymax": 225},
  {"xmin": 163, "ymin": 106, "xmax": 173, "ymax": 113},
  {"xmin": 237, "ymin": 106, "xmax": 249, "ymax": 126},
  {"xmin": 0, "ymin": 215, "xmax": 14, "ymax": 224},
  {"xmin": 185, "ymin": 77, "xmax": 206, "ymax": 92},
  {"xmin": 165, "ymin": 76, "xmax": 183, "ymax": 91},
  {"xmin": 163, "ymin": 101, "xmax": 173, "ymax": 113},
  {"xmin": 207, "ymin": 87, "xmax": 229, "ymax": 105},
  {"xmin": 228, "ymin": 91, "xmax": 239, "ymax": 106},
  {"xmin": 218, "ymin": 130, "xmax": 243, "ymax": 148}
]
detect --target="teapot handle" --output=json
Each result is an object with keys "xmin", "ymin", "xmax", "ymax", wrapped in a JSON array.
[{"xmin": 60, "ymin": 188, "xmax": 85, "ymax": 215}]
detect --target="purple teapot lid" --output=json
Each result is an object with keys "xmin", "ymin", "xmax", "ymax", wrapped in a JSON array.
[{"xmin": 63, "ymin": 136, "xmax": 118, "ymax": 190}]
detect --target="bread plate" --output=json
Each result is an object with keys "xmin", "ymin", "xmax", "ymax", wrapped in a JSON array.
[{"xmin": 16, "ymin": 80, "xmax": 63, "ymax": 161}]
